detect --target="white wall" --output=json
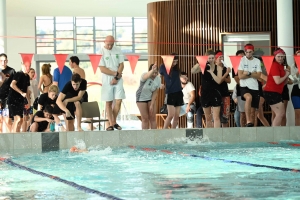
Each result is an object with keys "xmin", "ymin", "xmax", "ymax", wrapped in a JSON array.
[{"xmin": 6, "ymin": 16, "xmax": 36, "ymax": 71}]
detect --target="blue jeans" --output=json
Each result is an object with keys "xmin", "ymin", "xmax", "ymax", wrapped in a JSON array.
[{"xmin": 234, "ymin": 108, "xmax": 240, "ymax": 127}]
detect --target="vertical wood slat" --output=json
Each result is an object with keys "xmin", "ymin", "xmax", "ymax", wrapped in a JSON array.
[{"xmin": 148, "ymin": 0, "xmax": 299, "ymax": 128}]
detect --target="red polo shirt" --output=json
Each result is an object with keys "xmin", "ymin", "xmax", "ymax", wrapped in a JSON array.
[{"xmin": 264, "ymin": 61, "xmax": 286, "ymax": 94}]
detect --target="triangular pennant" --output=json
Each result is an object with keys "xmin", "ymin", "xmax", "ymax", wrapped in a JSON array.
[
  {"xmin": 229, "ymin": 56, "xmax": 242, "ymax": 75},
  {"xmin": 20, "ymin": 53, "xmax": 34, "ymax": 67},
  {"xmin": 88, "ymin": 54, "xmax": 102, "ymax": 74},
  {"xmin": 54, "ymin": 54, "xmax": 68, "ymax": 74},
  {"xmin": 126, "ymin": 54, "xmax": 140, "ymax": 74},
  {"xmin": 195, "ymin": 56, "xmax": 208, "ymax": 74},
  {"xmin": 161, "ymin": 55, "xmax": 174, "ymax": 75},
  {"xmin": 294, "ymin": 56, "xmax": 300, "ymax": 74},
  {"xmin": 261, "ymin": 56, "xmax": 274, "ymax": 75}
]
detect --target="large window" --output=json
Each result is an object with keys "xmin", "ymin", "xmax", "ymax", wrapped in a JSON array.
[{"xmin": 35, "ymin": 17, "xmax": 148, "ymax": 54}]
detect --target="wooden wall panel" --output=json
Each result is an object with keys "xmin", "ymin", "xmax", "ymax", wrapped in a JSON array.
[
  {"xmin": 293, "ymin": 0, "xmax": 300, "ymax": 52},
  {"xmin": 148, "ymin": 0, "xmax": 299, "ymax": 128}
]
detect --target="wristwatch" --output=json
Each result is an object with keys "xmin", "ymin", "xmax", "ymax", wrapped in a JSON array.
[{"xmin": 247, "ymin": 72, "xmax": 252, "ymax": 76}]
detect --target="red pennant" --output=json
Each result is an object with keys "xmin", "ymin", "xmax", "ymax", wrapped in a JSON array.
[
  {"xmin": 195, "ymin": 56, "xmax": 208, "ymax": 74},
  {"xmin": 229, "ymin": 56, "xmax": 242, "ymax": 75},
  {"xmin": 20, "ymin": 53, "xmax": 34, "ymax": 67},
  {"xmin": 261, "ymin": 56, "xmax": 274, "ymax": 75},
  {"xmin": 54, "ymin": 54, "xmax": 68, "ymax": 74},
  {"xmin": 126, "ymin": 54, "xmax": 140, "ymax": 74},
  {"xmin": 294, "ymin": 56, "xmax": 300, "ymax": 74},
  {"xmin": 88, "ymin": 54, "xmax": 102, "ymax": 74},
  {"xmin": 161, "ymin": 55, "xmax": 174, "ymax": 75}
]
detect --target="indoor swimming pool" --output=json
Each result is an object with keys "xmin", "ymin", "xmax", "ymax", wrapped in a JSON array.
[{"xmin": 1, "ymin": 140, "xmax": 300, "ymax": 199}]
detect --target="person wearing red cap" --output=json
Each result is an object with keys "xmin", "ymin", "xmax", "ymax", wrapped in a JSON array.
[
  {"xmin": 263, "ymin": 48, "xmax": 290, "ymax": 126},
  {"xmin": 238, "ymin": 44, "xmax": 262, "ymax": 127}
]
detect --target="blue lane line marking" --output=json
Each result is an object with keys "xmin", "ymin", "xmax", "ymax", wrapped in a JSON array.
[
  {"xmin": 188, "ymin": 154, "xmax": 300, "ymax": 172},
  {"xmin": 0, "ymin": 158, "xmax": 124, "ymax": 200},
  {"xmin": 130, "ymin": 146, "xmax": 300, "ymax": 173}
]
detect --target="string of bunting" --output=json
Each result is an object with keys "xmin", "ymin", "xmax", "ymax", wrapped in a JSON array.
[{"xmin": 19, "ymin": 53, "xmax": 300, "ymax": 75}]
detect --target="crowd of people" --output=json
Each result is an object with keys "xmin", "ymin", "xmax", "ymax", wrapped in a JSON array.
[
  {"xmin": 1, "ymin": 39, "xmax": 300, "ymax": 132},
  {"xmin": 0, "ymin": 53, "xmax": 88, "ymax": 133},
  {"xmin": 145, "ymin": 44, "xmax": 300, "ymax": 129}
]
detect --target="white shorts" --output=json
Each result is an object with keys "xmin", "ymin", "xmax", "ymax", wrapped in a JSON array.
[
  {"xmin": 101, "ymin": 81, "xmax": 126, "ymax": 102},
  {"xmin": 237, "ymin": 96, "xmax": 245, "ymax": 112}
]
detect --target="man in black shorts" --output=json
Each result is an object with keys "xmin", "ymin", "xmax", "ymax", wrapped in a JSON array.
[
  {"xmin": 55, "ymin": 73, "xmax": 87, "ymax": 131},
  {"xmin": 29, "ymin": 105, "xmax": 54, "ymax": 132},
  {"xmin": 8, "ymin": 63, "xmax": 30, "ymax": 132},
  {"xmin": 238, "ymin": 44, "xmax": 262, "ymax": 127},
  {"xmin": 0, "ymin": 53, "xmax": 16, "ymax": 133}
]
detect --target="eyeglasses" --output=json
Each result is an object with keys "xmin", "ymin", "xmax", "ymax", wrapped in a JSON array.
[{"xmin": 148, "ymin": 81, "xmax": 152, "ymax": 86}]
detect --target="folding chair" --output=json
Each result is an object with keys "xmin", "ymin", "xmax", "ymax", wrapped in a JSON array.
[{"xmin": 81, "ymin": 101, "xmax": 108, "ymax": 130}]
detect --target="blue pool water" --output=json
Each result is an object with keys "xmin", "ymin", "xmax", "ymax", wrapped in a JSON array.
[{"xmin": 1, "ymin": 140, "xmax": 300, "ymax": 199}]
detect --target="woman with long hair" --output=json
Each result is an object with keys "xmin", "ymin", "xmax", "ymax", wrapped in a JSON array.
[
  {"xmin": 263, "ymin": 48, "xmax": 290, "ymax": 126},
  {"xmin": 38, "ymin": 63, "xmax": 53, "ymax": 93},
  {"xmin": 136, "ymin": 64, "xmax": 161, "ymax": 129},
  {"xmin": 198, "ymin": 50, "xmax": 222, "ymax": 128},
  {"xmin": 159, "ymin": 53, "xmax": 183, "ymax": 129}
]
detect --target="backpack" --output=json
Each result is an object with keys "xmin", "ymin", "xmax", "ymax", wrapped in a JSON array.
[{"xmin": 33, "ymin": 96, "xmax": 39, "ymax": 110}]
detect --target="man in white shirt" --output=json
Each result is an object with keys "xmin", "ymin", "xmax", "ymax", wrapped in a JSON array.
[
  {"xmin": 238, "ymin": 44, "xmax": 262, "ymax": 127},
  {"xmin": 179, "ymin": 72, "xmax": 196, "ymax": 128},
  {"xmin": 99, "ymin": 35, "xmax": 125, "ymax": 131}
]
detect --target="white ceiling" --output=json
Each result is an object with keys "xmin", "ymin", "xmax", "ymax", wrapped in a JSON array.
[{"xmin": 6, "ymin": 0, "xmax": 167, "ymax": 17}]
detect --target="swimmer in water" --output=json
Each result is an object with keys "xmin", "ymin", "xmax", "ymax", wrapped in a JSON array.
[{"xmin": 69, "ymin": 146, "xmax": 88, "ymax": 153}]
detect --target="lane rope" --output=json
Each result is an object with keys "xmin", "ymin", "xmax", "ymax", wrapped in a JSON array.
[
  {"xmin": 129, "ymin": 145, "xmax": 300, "ymax": 173},
  {"xmin": 0, "ymin": 157, "xmax": 124, "ymax": 200}
]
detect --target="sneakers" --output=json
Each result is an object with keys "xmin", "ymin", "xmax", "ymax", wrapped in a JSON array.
[{"xmin": 246, "ymin": 123, "xmax": 254, "ymax": 127}]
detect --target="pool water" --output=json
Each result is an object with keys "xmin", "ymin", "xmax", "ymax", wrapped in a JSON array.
[{"xmin": 1, "ymin": 140, "xmax": 300, "ymax": 199}]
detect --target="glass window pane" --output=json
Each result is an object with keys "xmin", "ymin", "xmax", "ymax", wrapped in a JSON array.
[
  {"xmin": 119, "ymin": 46, "xmax": 133, "ymax": 53},
  {"xmin": 134, "ymin": 49, "xmax": 148, "ymax": 53},
  {"xmin": 77, "ymin": 35, "xmax": 93, "ymax": 46},
  {"xmin": 56, "ymin": 23, "xmax": 74, "ymax": 31},
  {"xmin": 134, "ymin": 18, "xmax": 147, "ymax": 33},
  {"xmin": 37, "ymin": 47, "xmax": 54, "ymax": 54},
  {"xmin": 95, "ymin": 17, "xmax": 113, "ymax": 30},
  {"xmin": 95, "ymin": 30, "xmax": 113, "ymax": 38},
  {"xmin": 116, "ymin": 17, "xmax": 132, "ymax": 23},
  {"xmin": 56, "ymin": 40, "xmax": 74, "ymax": 50},
  {"xmin": 77, "ymin": 46, "xmax": 94, "ymax": 54},
  {"xmin": 56, "ymin": 50, "xmax": 74, "ymax": 54},
  {"xmin": 76, "ymin": 18, "xmax": 93, "ymax": 26},
  {"xmin": 36, "ymin": 35, "xmax": 54, "ymax": 43},
  {"xmin": 134, "ymin": 43, "xmax": 147, "ymax": 50},
  {"xmin": 36, "ymin": 43, "xmax": 54, "ymax": 47},
  {"xmin": 56, "ymin": 17, "xmax": 73, "ymax": 23},
  {"xmin": 76, "ymin": 26, "xmax": 93, "ymax": 34},
  {"xmin": 36, "ymin": 20, "xmax": 54, "ymax": 34},
  {"xmin": 56, "ymin": 31, "xmax": 73, "ymax": 38},
  {"xmin": 116, "ymin": 27, "xmax": 132, "ymax": 42}
]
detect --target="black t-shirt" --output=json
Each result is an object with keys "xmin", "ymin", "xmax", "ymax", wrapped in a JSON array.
[
  {"xmin": 31, "ymin": 110, "xmax": 53, "ymax": 131},
  {"xmin": 8, "ymin": 71, "xmax": 30, "ymax": 104},
  {"xmin": 219, "ymin": 67, "xmax": 230, "ymax": 97},
  {"xmin": 61, "ymin": 79, "xmax": 87, "ymax": 97},
  {"xmin": 0, "ymin": 66, "xmax": 16, "ymax": 99},
  {"xmin": 201, "ymin": 63, "xmax": 219, "ymax": 92},
  {"xmin": 38, "ymin": 93, "xmax": 57, "ymax": 111},
  {"xmin": 232, "ymin": 68, "xmax": 241, "ymax": 96}
]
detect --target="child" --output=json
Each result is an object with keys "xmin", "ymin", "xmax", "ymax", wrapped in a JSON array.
[{"xmin": 29, "ymin": 105, "xmax": 54, "ymax": 132}]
